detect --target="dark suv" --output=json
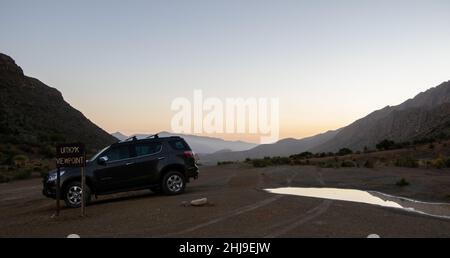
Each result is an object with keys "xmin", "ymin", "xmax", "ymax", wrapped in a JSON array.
[{"xmin": 43, "ymin": 135, "xmax": 199, "ymax": 208}]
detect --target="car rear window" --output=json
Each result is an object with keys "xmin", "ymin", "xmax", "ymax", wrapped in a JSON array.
[
  {"xmin": 168, "ymin": 140, "xmax": 189, "ymax": 151},
  {"xmin": 135, "ymin": 142, "xmax": 162, "ymax": 156}
]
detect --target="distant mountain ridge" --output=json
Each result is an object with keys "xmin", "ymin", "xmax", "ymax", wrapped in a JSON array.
[
  {"xmin": 201, "ymin": 80, "xmax": 450, "ymax": 164},
  {"xmin": 312, "ymin": 80, "xmax": 450, "ymax": 152},
  {"xmin": 0, "ymin": 53, "xmax": 117, "ymax": 153},
  {"xmin": 200, "ymin": 129, "xmax": 339, "ymax": 164},
  {"xmin": 111, "ymin": 131, "xmax": 258, "ymax": 154}
]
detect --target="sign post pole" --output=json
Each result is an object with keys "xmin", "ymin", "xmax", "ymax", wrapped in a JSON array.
[
  {"xmin": 56, "ymin": 143, "xmax": 86, "ymax": 217},
  {"xmin": 56, "ymin": 166, "xmax": 61, "ymax": 217},
  {"xmin": 81, "ymin": 166, "xmax": 86, "ymax": 217}
]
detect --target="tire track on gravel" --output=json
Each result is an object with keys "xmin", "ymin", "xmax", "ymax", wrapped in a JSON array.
[
  {"xmin": 262, "ymin": 166, "xmax": 331, "ymax": 237},
  {"xmin": 165, "ymin": 195, "xmax": 283, "ymax": 236},
  {"xmin": 166, "ymin": 168, "xmax": 308, "ymax": 236},
  {"xmin": 264, "ymin": 200, "xmax": 332, "ymax": 238}
]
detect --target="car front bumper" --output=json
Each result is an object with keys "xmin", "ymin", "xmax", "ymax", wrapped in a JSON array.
[{"xmin": 42, "ymin": 178, "xmax": 57, "ymax": 199}]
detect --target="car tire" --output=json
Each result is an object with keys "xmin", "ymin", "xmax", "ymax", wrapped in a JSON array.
[
  {"xmin": 64, "ymin": 181, "xmax": 92, "ymax": 208},
  {"xmin": 161, "ymin": 171, "xmax": 186, "ymax": 195}
]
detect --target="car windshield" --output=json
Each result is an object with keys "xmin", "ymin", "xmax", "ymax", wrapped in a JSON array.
[{"xmin": 88, "ymin": 146, "xmax": 110, "ymax": 162}]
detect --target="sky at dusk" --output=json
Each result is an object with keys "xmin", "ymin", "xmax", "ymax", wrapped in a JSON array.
[{"xmin": 1, "ymin": 0, "xmax": 450, "ymax": 143}]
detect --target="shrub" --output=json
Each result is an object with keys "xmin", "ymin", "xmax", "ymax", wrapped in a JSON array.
[
  {"xmin": 337, "ymin": 148, "xmax": 353, "ymax": 156},
  {"xmin": 12, "ymin": 169, "xmax": 32, "ymax": 180},
  {"xmin": 251, "ymin": 156, "xmax": 292, "ymax": 167},
  {"xmin": 12, "ymin": 155, "xmax": 29, "ymax": 167},
  {"xmin": 217, "ymin": 161, "xmax": 235, "ymax": 166},
  {"xmin": 32, "ymin": 165, "xmax": 43, "ymax": 172},
  {"xmin": 395, "ymin": 157, "xmax": 419, "ymax": 168},
  {"xmin": 430, "ymin": 156, "xmax": 446, "ymax": 169},
  {"xmin": 341, "ymin": 160, "xmax": 356, "ymax": 167},
  {"xmin": 364, "ymin": 160, "xmax": 375, "ymax": 168},
  {"xmin": 270, "ymin": 156, "xmax": 291, "ymax": 165},
  {"xmin": 318, "ymin": 153, "xmax": 327, "ymax": 158},
  {"xmin": 396, "ymin": 178, "xmax": 410, "ymax": 187},
  {"xmin": 252, "ymin": 159, "xmax": 270, "ymax": 168},
  {"xmin": 376, "ymin": 140, "xmax": 396, "ymax": 151},
  {"xmin": 327, "ymin": 163, "xmax": 337, "ymax": 168},
  {"xmin": 290, "ymin": 152, "xmax": 313, "ymax": 160},
  {"xmin": 291, "ymin": 159, "xmax": 306, "ymax": 166}
]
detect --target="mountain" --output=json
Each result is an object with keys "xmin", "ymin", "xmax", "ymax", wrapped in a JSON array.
[
  {"xmin": 201, "ymin": 80, "xmax": 450, "ymax": 164},
  {"xmin": 112, "ymin": 131, "xmax": 258, "ymax": 154},
  {"xmin": 200, "ymin": 129, "xmax": 339, "ymax": 164},
  {"xmin": 0, "ymin": 53, "xmax": 117, "ymax": 154},
  {"xmin": 111, "ymin": 132, "xmax": 128, "ymax": 141},
  {"xmin": 312, "ymin": 80, "xmax": 450, "ymax": 152}
]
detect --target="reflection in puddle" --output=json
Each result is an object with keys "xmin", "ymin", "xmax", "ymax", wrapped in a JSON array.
[{"xmin": 265, "ymin": 187, "xmax": 450, "ymax": 219}]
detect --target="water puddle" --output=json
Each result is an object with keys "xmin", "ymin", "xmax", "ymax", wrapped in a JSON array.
[{"xmin": 265, "ymin": 187, "xmax": 450, "ymax": 220}]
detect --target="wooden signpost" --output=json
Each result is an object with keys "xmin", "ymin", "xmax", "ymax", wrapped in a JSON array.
[{"xmin": 55, "ymin": 143, "xmax": 86, "ymax": 217}]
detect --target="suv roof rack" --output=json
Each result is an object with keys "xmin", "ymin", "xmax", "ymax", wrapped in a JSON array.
[
  {"xmin": 117, "ymin": 133, "xmax": 181, "ymax": 144},
  {"xmin": 120, "ymin": 136, "xmax": 138, "ymax": 143},
  {"xmin": 145, "ymin": 133, "xmax": 159, "ymax": 139}
]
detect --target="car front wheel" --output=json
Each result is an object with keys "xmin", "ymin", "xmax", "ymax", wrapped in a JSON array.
[
  {"xmin": 161, "ymin": 171, "xmax": 185, "ymax": 195},
  {"xmin": 64, "ymin": 181, "xmax": 91, "ymax": 208}
]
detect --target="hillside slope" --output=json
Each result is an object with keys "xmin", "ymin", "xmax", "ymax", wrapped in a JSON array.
[
  {"xmin": 200, "ymin": 129, "xmax": 339, "ymax": 164},
  {"xmin": 0, "ymin": 53, "xmax": 117, "ymax": 153},
  {"xmin": 313, "ymin": 81, "xmax": 450, "ymax": 152}
]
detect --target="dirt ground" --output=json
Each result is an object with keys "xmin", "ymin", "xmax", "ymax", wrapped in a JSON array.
[{"xmin": 1, "ymin": 164, "xmax": 450, "ymax": 238}]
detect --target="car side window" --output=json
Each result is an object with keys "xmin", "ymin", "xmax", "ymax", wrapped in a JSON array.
[
  {"xmin": 104, "ymin": 145, "xmax": 132, "ymax": 161},
  {"xmin": 169, "ymin": 140, "xmax": 188, "ymax": 150},
  {"xmin": 135, "ymin": 142, "xmax": 162, "ymax": 157}
]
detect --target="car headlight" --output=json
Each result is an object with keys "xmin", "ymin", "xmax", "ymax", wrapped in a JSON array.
[{"xmin": 48, "ymin": 171, "xmax": 65, "ymax": 181}]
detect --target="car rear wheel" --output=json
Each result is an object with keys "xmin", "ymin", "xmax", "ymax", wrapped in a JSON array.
[
  {"xmin": 161, "ymin": 171, "xmax": 185, "ymax": 195},
  {"xmin": 64, "ymin": 181, "xmax": 91, "ymax": 208}
]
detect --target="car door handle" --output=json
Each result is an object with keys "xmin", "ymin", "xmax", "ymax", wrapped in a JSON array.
[
  {"xmin": 125, "ymin": 162, "xmax": 134, "ymax": 166},
  {"xmin": 100, "ymin": 177, "xmax": 113, "ymax": 181},
  {"xmin": 157, "ymin": 157, "xmax": 166, "ymax": 160}
]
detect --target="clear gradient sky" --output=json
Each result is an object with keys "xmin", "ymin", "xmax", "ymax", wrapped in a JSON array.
[{"xmin": 1, "ymin": 0, "xmax": 450, "ymax": 143}]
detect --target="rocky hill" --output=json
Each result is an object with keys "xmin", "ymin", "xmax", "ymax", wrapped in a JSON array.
[
  {"xmin": 201, "ymin": 80, "xmax": 450, "ymax": 163},
  {"xmin": 313, "ymin": 81, "xmax": 450, "ymax": 152},
  {"xmin": 0, "ymin": 53, "xmax": 117, "ymax": 155}
]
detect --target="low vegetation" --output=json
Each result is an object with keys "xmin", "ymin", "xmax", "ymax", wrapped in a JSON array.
[
  {"xmin": 396, "ymin": 178, "xmax": 410, "ymax": 187},
  {"xmin": 394, "ymin": 157, "xmax": 419, "ymax": 168},
  {"xmin": 251, "ymin": 156, "xmax": 291, "ymax": 168},
  {"xmin": 341, "ymin": 160, "xmax": 357, "ymax": 167},
  {"xmin": 217, "ymin": 161, "xmax": 236, "ymax": 166},
  {"xmin": 0, "ymin": 140, "xmax": 105, "ymax": 183},
  {"xmin": 244, "ymin": 139, "xmax": 450, "ymax": 170},
  {"xmin": 0, "ymin": 144, "xmax": 54, "ymax": 183}
]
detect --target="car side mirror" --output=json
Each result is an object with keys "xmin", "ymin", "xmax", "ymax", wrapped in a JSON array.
[{"xmin": 98, "ymin": 156, "xmax": 108, "ymax": 165}]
